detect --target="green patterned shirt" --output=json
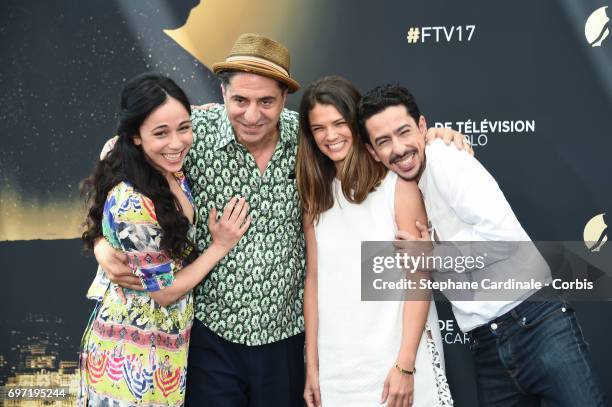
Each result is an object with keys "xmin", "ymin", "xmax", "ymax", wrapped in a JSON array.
[{"xmin": 184, "ymin": 105, "xmax": 305, "ymax": 346}]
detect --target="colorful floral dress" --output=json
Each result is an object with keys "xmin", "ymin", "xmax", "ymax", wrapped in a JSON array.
[{"xmin": 79, "ymin": 172, "xmax": 195, "ymax": 407}]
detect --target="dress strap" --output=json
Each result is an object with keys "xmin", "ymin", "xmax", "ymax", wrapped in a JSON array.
[{"xmin": 382, "ymin": 172, "xmax": 398, "ymax": 232}]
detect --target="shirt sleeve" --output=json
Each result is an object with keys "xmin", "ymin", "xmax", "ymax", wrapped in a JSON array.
[
  {"xmin": 103, "ymin": 183, "xmax": 177, "ymax": 292},
  {"xmin": 425, "ymin": 141, "xmax": 526, "ymax": 271},
  {"xmin": 426, "ymin": 140, "xmax": 527, "ymax": 242}
]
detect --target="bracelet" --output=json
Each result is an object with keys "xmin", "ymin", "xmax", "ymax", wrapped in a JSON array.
[{"xmin": 394, "ymin": 363, "xmax": 416, "ymax": 376}]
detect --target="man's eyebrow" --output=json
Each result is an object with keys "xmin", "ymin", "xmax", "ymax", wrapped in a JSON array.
[
  {"xmin": 395, "ymin": 124, "xmax": 412, "ymax": 134},
  {"xmin": 373, "ymin": 133, "xmax": 390, "ymax": 143}
]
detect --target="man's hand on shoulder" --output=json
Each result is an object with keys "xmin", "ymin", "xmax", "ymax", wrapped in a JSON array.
[{"xmin": 100, "ymin": 136, "xmax": 119, "ymax": 160}]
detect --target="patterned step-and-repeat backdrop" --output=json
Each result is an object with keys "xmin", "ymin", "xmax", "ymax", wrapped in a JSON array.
[{"xmin": 1, "ymin": 1, "xmax": 611, "ymax": 405}]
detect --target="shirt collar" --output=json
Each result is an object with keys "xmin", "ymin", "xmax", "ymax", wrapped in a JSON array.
[{"xmin": 213, "ymin": 108, "xmax": 237, "ymax": 151}]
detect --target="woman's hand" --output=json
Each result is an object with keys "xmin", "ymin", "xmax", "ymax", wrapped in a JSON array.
[
  {"xmin": 304, "ymin": 367, "xmax": 322, "ymax": 407},
  {"xmin": 208, "ymin": 197, "xmax": 251, "ymax": 254},
  {"xmin": 425, "ymin": 126, "xmax": 474, "ymax": 156},
  {"xmin": 381, "ymin": 365, "xmax": 414, "ymax": 407}
]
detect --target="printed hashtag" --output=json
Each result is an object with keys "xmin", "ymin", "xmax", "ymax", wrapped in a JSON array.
[{"xmin": 406, "ymin": 27, "xmax": 420, "ymax": 44}]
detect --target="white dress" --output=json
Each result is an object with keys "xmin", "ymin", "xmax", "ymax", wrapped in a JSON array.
[{"xmin": 315, "ymin": 172, "xmax": 453, "ymax": 406}]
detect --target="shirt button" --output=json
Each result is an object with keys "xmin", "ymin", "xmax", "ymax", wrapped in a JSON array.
[
  {"xmin": 490, "ymin": 323, "xmax": 498, "ymax": 330},
  {"xmin": 561, "ymin": 307, "xmax": 567, "ymax": 312}
]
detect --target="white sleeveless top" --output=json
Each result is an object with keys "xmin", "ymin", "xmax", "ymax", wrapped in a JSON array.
[{"xmin": 315, "ymin": 171, "xmax": 453, "ymax": 406}]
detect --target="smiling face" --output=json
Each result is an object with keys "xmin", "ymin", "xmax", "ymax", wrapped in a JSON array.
[
  {"xmin": 134, "ymin": 96, "xmax": 193, "ymax": 176},
  {"xmin": 364, "ymin": 105, "xmax": 427, "ymax": 181},
  {"xmin": 221, "ymin": 72, "xmax": 287, "ymax": 150},
  {"xmin": 308, "ymin": 103, "xmax": 353, "ymax": 173}
]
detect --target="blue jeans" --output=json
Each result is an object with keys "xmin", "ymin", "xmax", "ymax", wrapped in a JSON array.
[{"xmin": 467, "ymin": 299, "xmax": 605, "ymax": 407}]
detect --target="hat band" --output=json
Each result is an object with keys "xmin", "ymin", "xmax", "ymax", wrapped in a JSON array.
[{"xmin": 225, "ymin": 55, "xmax": 289, "ymax": 77}]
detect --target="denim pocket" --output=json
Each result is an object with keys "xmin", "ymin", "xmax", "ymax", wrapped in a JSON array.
[
  {"xmin": 563, "ymin": 304, "xmax": 591, "ymax": 351},
  {"xmin": 520, "ymin": 301, "xmax": 568, "ymax": 329}
]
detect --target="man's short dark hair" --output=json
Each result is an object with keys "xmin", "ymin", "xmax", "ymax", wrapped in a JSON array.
[
  {"xmin": 358, "ymin": 84, "xmax": 422, "ymax": 145},
  {"xmin": 217, "ymin": 70, "xmax": 289, "ymax": 93}
]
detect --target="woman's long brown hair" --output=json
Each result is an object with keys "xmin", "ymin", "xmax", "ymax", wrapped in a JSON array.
[{"xmin": 296, "ymin": 76, "xmax": 386, "ymax": 223}]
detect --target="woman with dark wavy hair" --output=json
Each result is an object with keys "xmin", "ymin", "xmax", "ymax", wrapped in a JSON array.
[{"xmin": 78, "ymin": 72, "xmax": 250, "ymax": 406}]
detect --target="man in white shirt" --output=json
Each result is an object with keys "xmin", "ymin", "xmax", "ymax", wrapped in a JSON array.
[{"xmin": 358, "ymin": 84, "xmax": 604, "ymax": 406}]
